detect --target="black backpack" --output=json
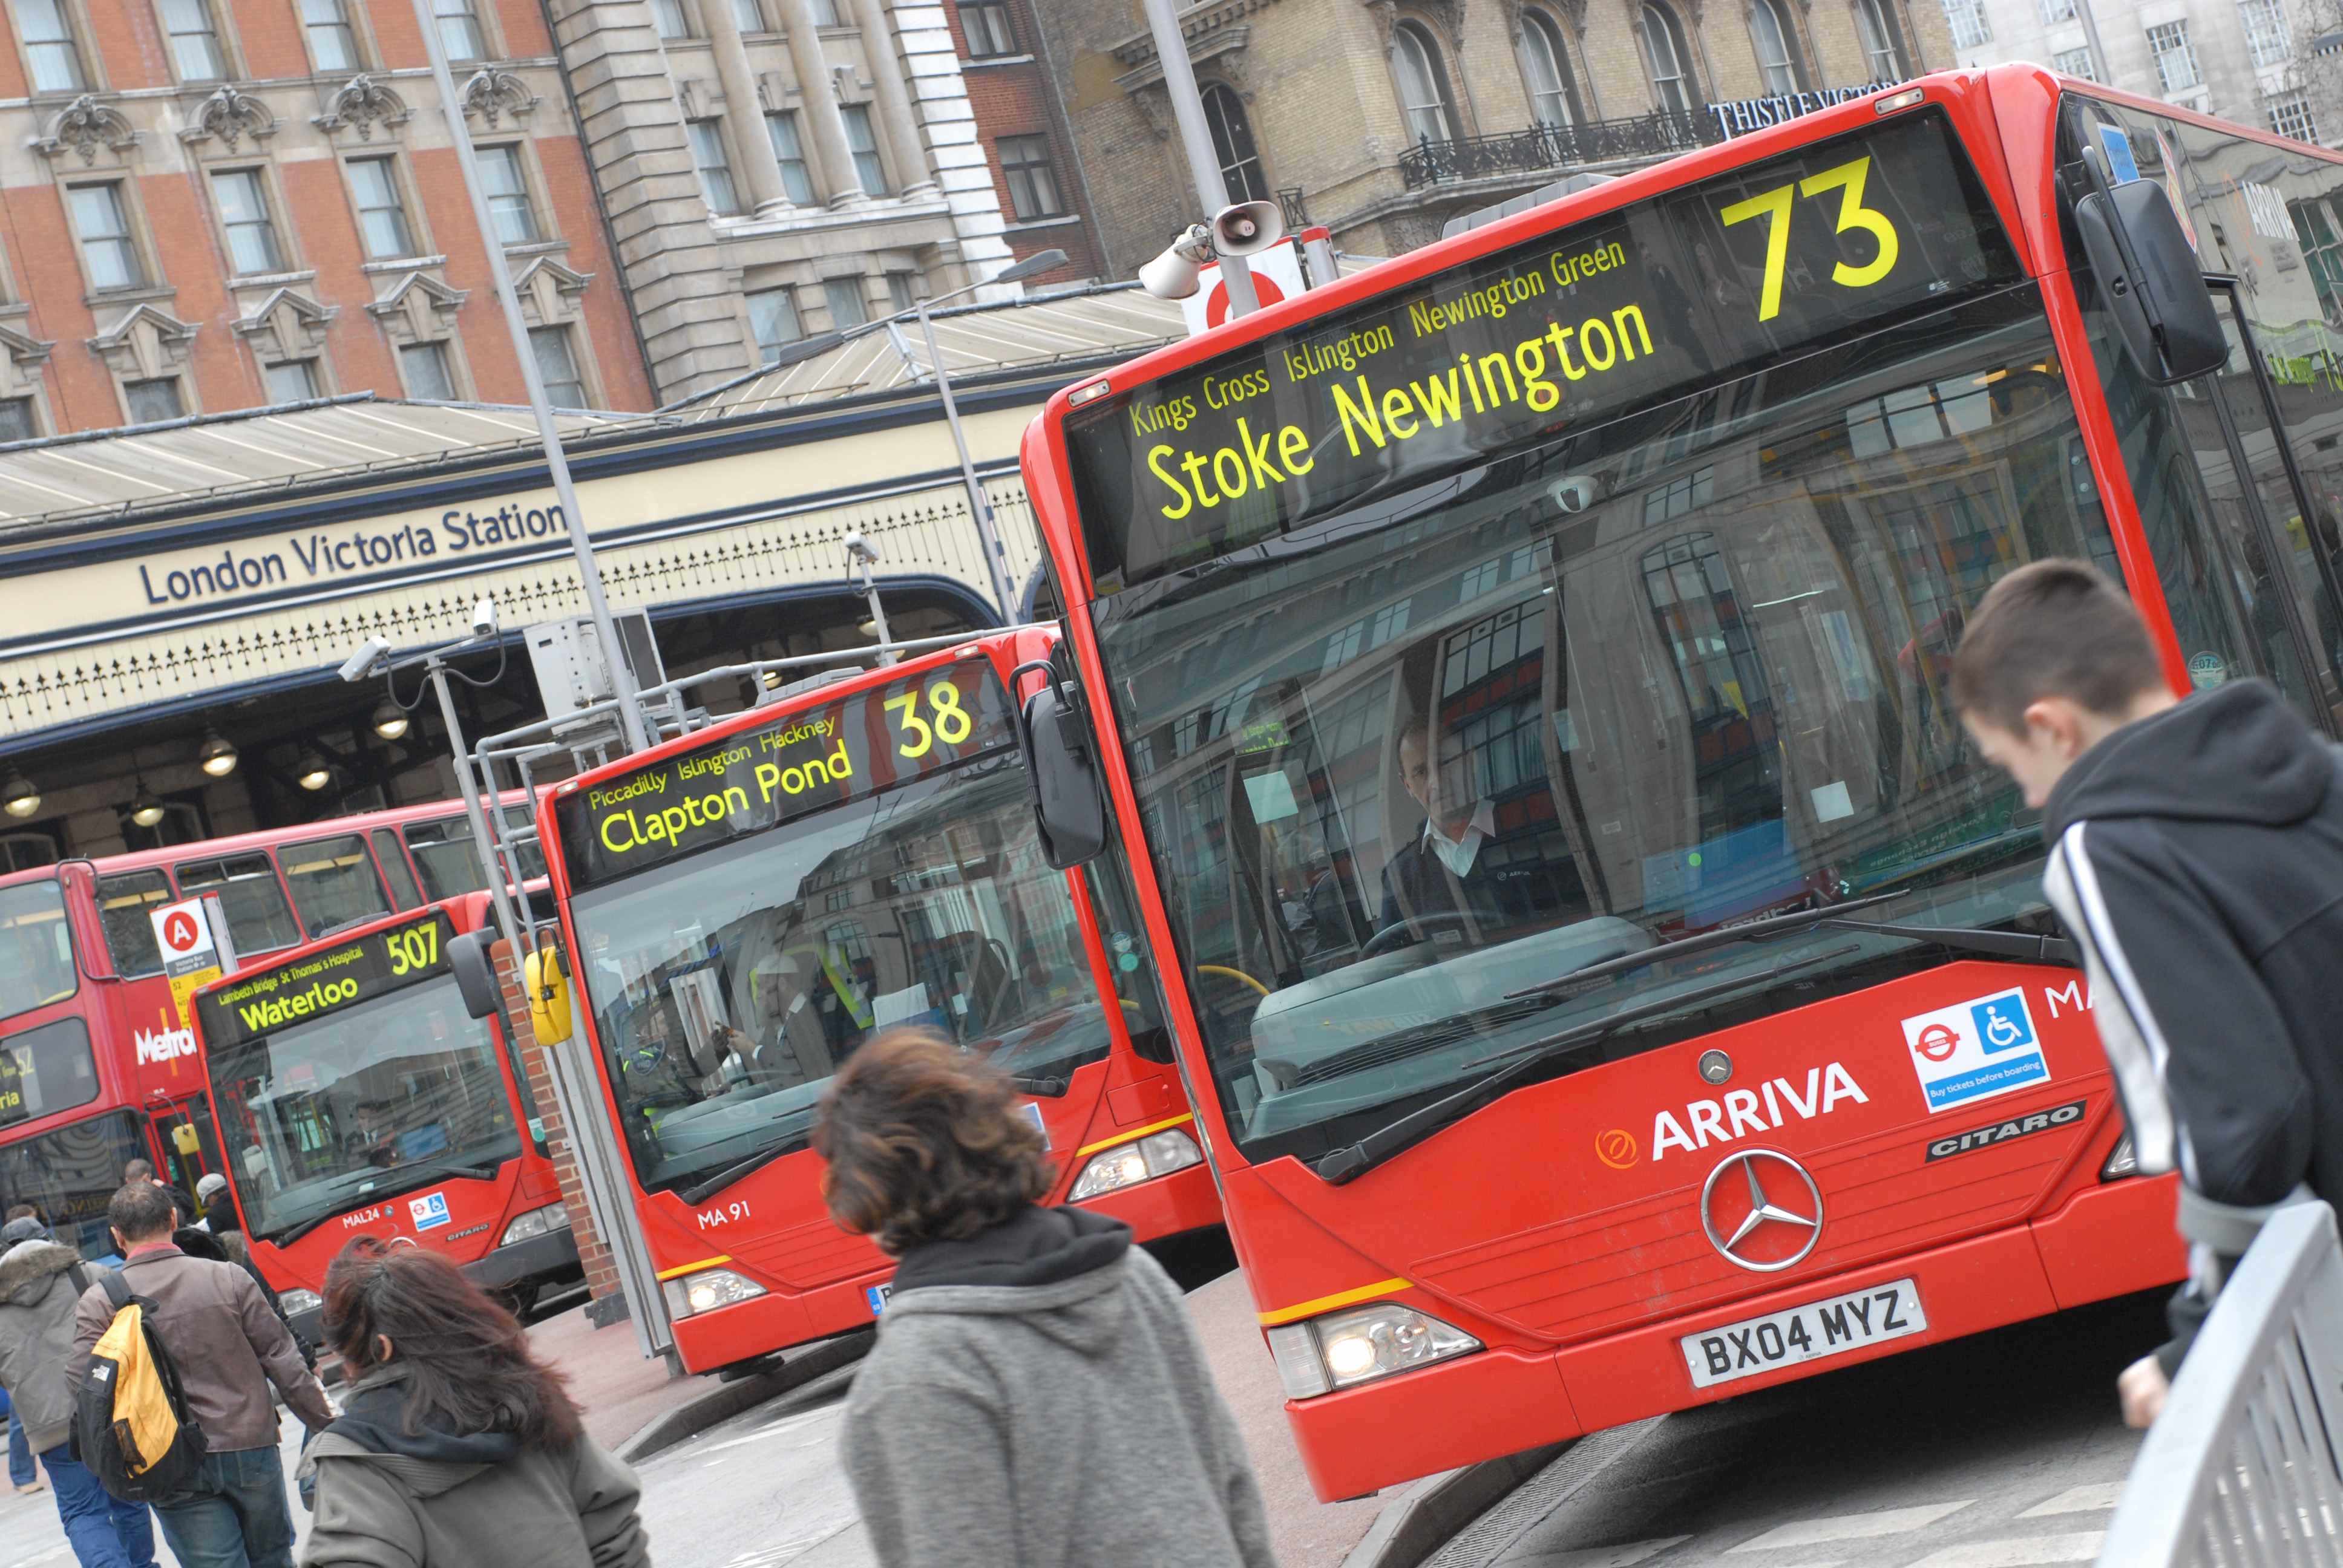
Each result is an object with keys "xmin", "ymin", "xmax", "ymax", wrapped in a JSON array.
[{"xmin": 70, "ymin": 1270, "xmax": 209, "ymax": 1502}]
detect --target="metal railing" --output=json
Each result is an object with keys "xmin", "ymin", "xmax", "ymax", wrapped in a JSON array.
[
  {"xmin": 2099, "ymin": 1198, "xmax": 2343, "ymax": 1565},
  {"xmin": 1397, "ymin": 112, "xmax": 1713, "ymax": 190}
]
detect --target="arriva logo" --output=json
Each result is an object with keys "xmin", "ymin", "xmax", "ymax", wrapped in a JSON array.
[
  {"xmin": 135, "ymin": 1026, "xmax": 197, "ymax": 1065},
  {"xmin": 1651, "ymin": 1062, "xmax": 1869, "ymax": 1161}
]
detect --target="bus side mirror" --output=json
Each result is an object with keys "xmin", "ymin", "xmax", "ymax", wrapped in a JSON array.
[
  {"xmin": 525, "ymin": 943, "xmax": 573, "ymax": 1045},
  {"xmin": 449, "ymin": 929, "xmax": 501, "ymax": 1022},
  {"xmin": 2074, "ymin": 178, "xmax": 2226, "ymax": 386},
  {"xmin": 1016, "ymin": 664, "xmax": 1108, "ymax": 870}
]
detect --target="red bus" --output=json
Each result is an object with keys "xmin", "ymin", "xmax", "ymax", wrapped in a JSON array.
[
  {"xmin": 0, "ymin": 795, "xmax": 551, "ymax": 1274},
  {"xmin": 532, "ymin": 628, "xmax": 1220, "ymax": 1374},
  {"xmin": 191, "ymin": 895, "xmax": 580, "ymax": 1345},
  {"xmin": 1017, "ymin": 65, "xmax": 2343, "ymax": 1498}
]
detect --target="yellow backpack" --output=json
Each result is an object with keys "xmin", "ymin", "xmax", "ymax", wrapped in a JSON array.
[{"xmin": 71, "ymin": 1272, "xmax": 208, "ymax": 1502}]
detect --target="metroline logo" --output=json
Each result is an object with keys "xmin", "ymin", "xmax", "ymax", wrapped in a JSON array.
[
  {"xmin": 135, "ymin": 1026, "xmax": 196, "ymax": 1065},
  {"xmin": 1650, "ymin": 1062, "xmax": 1869, "ymax": 1162}
]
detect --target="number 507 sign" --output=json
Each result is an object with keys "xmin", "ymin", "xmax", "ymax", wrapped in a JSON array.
[{"xmin": 152, "ymin": 895, "xmax": 238, "ymax": 1031}]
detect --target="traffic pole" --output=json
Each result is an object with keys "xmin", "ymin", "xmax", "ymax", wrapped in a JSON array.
[{"xmin": 1140, "ymin": 0, "xmax": 1259, "ymax": 317}]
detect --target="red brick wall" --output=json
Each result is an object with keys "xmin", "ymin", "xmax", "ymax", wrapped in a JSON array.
[
  {"xmin": 493, "ymin": 941, "xmax": 624, "ymax": 1306},
  {"xmin": 938, "ymin": 0, "xmax": 1107, "ymax": 286}
]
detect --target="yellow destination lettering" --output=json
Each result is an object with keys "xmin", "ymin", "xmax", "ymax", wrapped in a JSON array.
[
  {"xmin": 1147, "ymin": 444, "xmax": 1193, "ymax": 521},
  {"xmin": 1798, "ymin": 154, "xmax": 1899, "ymax": 290},
  {"xmin": 1332, "ymin": 376, "xmax": 1384, "ymax": 455},
  {"xmin": 1719, "ymin": 182, "xmax": 1795, "ymax": 322},
  {"xmin": 886, "ymin": 691, "xmax": 934, "ymax": 759}
]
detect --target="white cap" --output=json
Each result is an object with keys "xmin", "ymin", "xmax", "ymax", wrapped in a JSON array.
[{"xmin": 196, "ymin": 1173, "xmax": 229, "ymax": 1200}]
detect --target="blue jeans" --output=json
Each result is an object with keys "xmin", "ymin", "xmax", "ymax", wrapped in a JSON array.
[
  {"xmin": 39, "ymin": 1443, "xmax": 156, "ymax": 1568},
  {"xmin": 150, "ymin": 1447, "xmax": 295, "ymax": 1568},
  {"xmin": 4, "ymin": 1393, "xmax": 34, "ymax": 1486}
]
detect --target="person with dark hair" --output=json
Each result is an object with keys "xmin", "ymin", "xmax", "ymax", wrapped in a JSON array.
[
  {"xmin": 1375, "ymin": 717, "xmax": 1522, "ymax": 945},
  {"xmin": 1952, "ymin": 557, "xmax": 2343, "ymax": 1429},
  {"xmin": 71, "ymin": 1183, "xmax": 333, "ymax": 1568},
  {"xmin": 2, "ymin": 1217, "xmax": 154, "ymax": 1566},
  {"xmin": 817, "ymin": 1028, "xmax": 1274, "ymax": 1568},
  {"xmin": 122, "ymin": 1159, "xmax": 197, "ymax": 1227},
  {"xmin": 297, "ymin": 1238, "xmax": 649, "ymax": 1568}
]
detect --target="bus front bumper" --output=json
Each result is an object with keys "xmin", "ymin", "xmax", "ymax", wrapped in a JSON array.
[
  {"xmin": 1281, "ymin": 1174, "xmax": 2186, "ymax": 1502},
  {"xmin": 460, "ymin": 1226, "xmax": 584, "ymax": 1295}
]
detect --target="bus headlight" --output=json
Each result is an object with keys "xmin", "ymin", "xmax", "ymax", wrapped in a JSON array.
[
  {"xmin": 2103, "ymin": 1132, "xmax": 2138, "ymax": 1179},
  {"xmin": 1263, "ymin": 1301, "xmax": 1480, "ymax": 1399},
  {"xmin": 661, "ymin": 1269, "xmax": 766, "ymax": 1320},
  {"xmin": 1068, "ymin": 1128, "xmax": 1203, "ymax": 1201},
  {"xmin": 278, "ymin": 1288, "xmax": 323, "ymax": 1317},
  {"xmin": 499, "ymin": 1203, "xmax": 574, "ymax": 1247}
]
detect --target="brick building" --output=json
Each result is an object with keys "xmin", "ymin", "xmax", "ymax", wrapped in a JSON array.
[
  {"xmin": 1030, "ymin": 0, "xmax": 1956, "ymax": 269},
  {"xmin": 0, "ymin": 0, "xmax": 652, "ymax": 436},
  {"xmin": 936, "ymin": 0, "xmax": 1107, "ymax": 285}
]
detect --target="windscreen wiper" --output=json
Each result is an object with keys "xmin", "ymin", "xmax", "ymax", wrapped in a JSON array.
[
  {"xmin": 1009, "ymin": 1074, "xmax": 1071, "ymax": 1097},
  {"xmin": 1812, "ymin": 918, "xmax": 2074, "ymax": 967},
  {"xmin": 677, "ymin": 1145, "xmax": 797, "ymax": 1207},
  {"xmin": 1506, "ymin": 892, "xmax": 1902, "ymax": 1001},
  {"xmin": 1316, "ymin": 944, "xmax": 1860, "ymax": 1186},
  {"xmin": 262, "ymin": 1158, "xmax": 505, "ymax": 1247}
]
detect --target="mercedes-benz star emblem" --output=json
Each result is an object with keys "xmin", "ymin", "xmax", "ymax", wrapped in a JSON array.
[{"xmin": 1699, "ymin": 1149, "xmax": 1823, "ymax": 1272}]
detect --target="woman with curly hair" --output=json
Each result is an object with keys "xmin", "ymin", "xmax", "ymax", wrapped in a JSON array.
[
  {"xmin": 297, "ymin": 1238, "xmax": 649, "ymax": 1568},
  {"xmin": 818, "ymin": 1027, "xmax": 1275, "ymax": 1568}
]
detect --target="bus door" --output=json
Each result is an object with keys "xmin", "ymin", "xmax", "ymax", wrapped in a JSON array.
[{"xmin": 149, "ymin": 1099, "xmax": 224, "ymax": 1197}]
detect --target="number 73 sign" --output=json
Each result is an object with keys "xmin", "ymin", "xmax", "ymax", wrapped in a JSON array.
[{"xmin": 1720, "ymin": 154, "xmax": 1901, "ymax": 322}]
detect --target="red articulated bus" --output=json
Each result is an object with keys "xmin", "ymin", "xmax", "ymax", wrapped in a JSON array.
[
  {"xmin": 1016, "ymin": 65, "xmax": 2343, "ymax": 1498},
  {"xmin": 191, "ymin": 894, "xmax": 580, "ymax": 1346},
  {"xmin": 535, "ymin": 627, "xmax": 1220, "ymax": 1374},
  {"xmin": 0, "ymin": 797, "xmax": 553, "ymax": 1278}
]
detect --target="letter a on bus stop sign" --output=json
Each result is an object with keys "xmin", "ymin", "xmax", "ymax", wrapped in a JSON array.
[{"xmin": 152, "ymin": 895, "xmax": 238, "ymax": 1031}]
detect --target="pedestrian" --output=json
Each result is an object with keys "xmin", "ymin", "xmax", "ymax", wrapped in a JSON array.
[
  {"xmin": 1950, "ymin": 558, "xmax": 2343, "ymax": 1429},
  {"xmin": 817, "ymin": 1027, "xmax": 1277, "ymax": 1568},
  {"xmin": 122, "ymin": 1160, "xmax": 197, "ymax": 1228},
  {"xmin": 1, "ymin": 1383, "xmax": 38, "ymax": 1494},
  {"xmin": 71, "ymin": 1182, "xmax": 334, "ymax": 1568},
  {"xmin": 0, "ymin": 1214, "xmax": 155, "ymax": 1567},
  {"xmin": 296, "ymin": 1236, "xmax": 649, "ymax": 1568},
  {"xmin": 196, "ymin": 1173, "xmax": 234, "ymax": 1233}
]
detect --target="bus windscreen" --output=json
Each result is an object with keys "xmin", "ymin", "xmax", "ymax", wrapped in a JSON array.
[
  {"xmin": 1064, "ymin": 109, "xmax": 2022, "ymax": 592},
  {"xmin": 555, "ymin": 662, "xmax": 1119, "ymax": 1199},
  {"xmin": 198, "ymin": 910, "xmax": 521, "ymax": 1241}
]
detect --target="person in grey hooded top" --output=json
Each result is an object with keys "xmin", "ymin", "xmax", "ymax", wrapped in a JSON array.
[
  {"xmin": 297, "ymin": 1236, "xmax": 649, "ymax": 1568},
  {"xmin": 818, "ymin": 1027, "xmax": 1277, "ymax": 1568}
]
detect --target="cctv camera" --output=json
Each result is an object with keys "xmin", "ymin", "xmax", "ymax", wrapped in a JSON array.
[
  {"xmin": 844, "ymin": 532, "xmax": 879, "ymax": 566},
  {"xmin": 338, "ymin": 636, "xmax": 389, "ymax": 684},
  {"xmin": 1548, "ymin": 475, "xmax": 1600, "ymax": 515},
  {"xmin": 471, "ymin": 599, "xmax": 498, "ymax": 639}
]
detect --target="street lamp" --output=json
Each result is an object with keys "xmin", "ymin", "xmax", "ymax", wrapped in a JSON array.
[
  {"xmin": 882, "ymin": 247, "xmax": 1067, "ymax": 621},
  {"xmin": 372, "ymin": 700, "xmax": 410, "ymax": 741},
  {"xmin": 197, "ymin": 730, "xmax": 238, "ymax": 778},
  {"xmin": 1, "ymin": 773, "xmax": 37, "ymax": 819}
]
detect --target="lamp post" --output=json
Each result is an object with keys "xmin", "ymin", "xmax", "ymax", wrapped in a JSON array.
[
  {"xmin": 884, "ymin": 248, "xmax": 1068, "ymax": 621},
  {"xmin": 1139, "ymin": 0, "xmax": 1259, "ymax": 317}
]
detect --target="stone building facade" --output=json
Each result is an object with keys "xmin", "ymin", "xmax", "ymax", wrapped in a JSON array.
[
  {"xmin": 1941, "ymin": 0, "xmax": 2341, "ymax": 150},
  {"xmin": 0, "ymin": 0, "xmax": 651, "ymax": 436},
  {"xmin": 1031, "ymin": 0, "xmax": 1954, "ymax": 268},
  {"xmin": 937, "ymin": 0, "xmax": 1107, "ymax": 285}
]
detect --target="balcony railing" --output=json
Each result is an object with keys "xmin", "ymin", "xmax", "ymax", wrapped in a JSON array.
[{"xmin": 1397, "ymin": 111, "xmax": 1714, "ymax": 190}]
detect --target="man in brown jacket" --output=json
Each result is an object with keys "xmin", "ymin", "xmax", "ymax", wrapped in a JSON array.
[{"xmin": 71, "ymin": 1183, "xmax": 333, "ymax": 1568}]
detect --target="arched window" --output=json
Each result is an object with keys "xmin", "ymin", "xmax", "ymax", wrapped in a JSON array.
[
  {"xmin": 1641, "ymin": 2, "xmax": 1698, "ymax": 114},
  {"xmin": 1852, "ymin": 0, "xmax": 1909, "ymax": 78},
  {"xmin": 1515, "ymin": 9, "xmax": 1585, "ymax": 127},
  {"xmin": 1392, "ymin": 22, "xmax": 1458, "ymax": 145},
  {"xmin": 1202, "ymin": 83, "xmax": 1269, "ymax": 204},
  {"xmin": 1748, "ymin": 0, "xmax": 1804, "ymax": 93}
]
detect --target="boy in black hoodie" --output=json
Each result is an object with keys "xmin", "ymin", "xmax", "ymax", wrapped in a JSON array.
[{"xmin": 1950, "ymin": 558, "xmax": 2343, "ymax": 1430}]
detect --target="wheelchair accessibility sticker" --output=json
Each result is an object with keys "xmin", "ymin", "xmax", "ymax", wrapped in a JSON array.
[
  {"xmin": 408, "ymin": 1191, "xmax": 452, "ymax": 1231},
  {"xmin": 1899, "ymin": 987, "xmax": 2050, "ymax": 1114}
]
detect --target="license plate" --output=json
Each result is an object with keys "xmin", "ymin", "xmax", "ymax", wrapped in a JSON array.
[{"xmin": 1680, "ymin": 1278, "xmax": 1927, "ymax": 1389}]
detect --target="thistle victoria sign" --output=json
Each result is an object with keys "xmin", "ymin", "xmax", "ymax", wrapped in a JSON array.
[{"xmin": 1707, "ymin": 82, "xmax": 1903, "ymax": 141}]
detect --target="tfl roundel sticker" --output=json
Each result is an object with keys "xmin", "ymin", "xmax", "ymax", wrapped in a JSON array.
[{"xmin": 1898, "ymin": 988, "xmax": 2049, "ymax": 1115}]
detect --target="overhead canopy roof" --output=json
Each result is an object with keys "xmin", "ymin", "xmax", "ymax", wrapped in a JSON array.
[{"xmin": 671, "ymin": 282, "xmax": 1189, "ymax": 420}]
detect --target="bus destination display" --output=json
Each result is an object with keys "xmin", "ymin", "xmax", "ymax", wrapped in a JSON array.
[
  {"xmin": 1066, "ymin": 111, "xmax": 2022, "ymax": 589},
  {"xmin": 197, "ymin": 909, "xmax": 456, "ymax": 1052},
  {"xmin": 555, "ymin": 661, "xmax": 1014, "ymax": 890}
]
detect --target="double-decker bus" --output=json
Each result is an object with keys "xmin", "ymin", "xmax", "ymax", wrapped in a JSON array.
[
  {"xmin": 1018, "ymin": 64, "xmax": 2343, "ymax": 1498},
  {"xmin": 532, "ymin": 628, "xmax": 1219, "ymax": 1373},
  {"xmin": 0, "ymin": 796, "xmax": 549, "ymax": 1265},
  {"xmin": 191, "ymin": 895, "xmax": 580, "ymax": 1343}
]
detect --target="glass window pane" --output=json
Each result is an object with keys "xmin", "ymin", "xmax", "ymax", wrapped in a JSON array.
[
  {"xmin": 349, "ymin": 157, "xmax": 414, "ymax": 259},
  {"xmin": 650, "ymin": 0, "xmax": 689, "ymax": 36},
  {"xmin": 404, "ymin": 817, "xmax": 488, "ymax": 900},
  {"xmin": 690, "ymin": 120, "xmax": 741, "ymax": 214},
  {"xmin": 281, "ymin": 834, "xmax": 392, "ymax": 938},
  {"xmin": 264, "ymin": 360, "xmax": 321, "ymax": 402},
  {"xmin": 767, "ymin": 112, "xmax": 816, "ymax": 204},
  {"xmin": 98, "ymin": 871, "xmax": 172, "ymax": 977},
  {"xmin": 214, "ymin": 169, "xmax": 284, "ymax": 275},
  {"xmin": 842, "ymin": 103, "xmax": 888, "ymax": 195},
  {"xmin": 160, "ymin": 0, "xmax": 224, "ymax": 80},
  {"xmin": 824, "ymin": 276, "xmax": 868, "ymax": 328},
  {"xmin": 0, "ymin": 880, "xmax": 76, "ymax": 1021},
  {"xmin": 0, "ymin": 399, "xmax": 34, "ymax": 442},
  {"xmin": 70, "ymin": 185, "xmax": 141, "ymax": 291},
  {"xmin": 1203, "ymin": 84, "xmax": 1267, "ymax": 201},
  {"xmin": 371, "ymin": 830, "xmax": 425, "ymax": 910},
  {"xmin": 1750, "ymin": 0, "xmax": 1800, "ymax": 90},
  {"xmin": 399, "ymin": 342, "xmax": 455, "ymax": 400},
  {"xmin": 176, "ymin": 852, "xmax": 302, "ymax": 955},
  {"xmin": 480, "ymin": 145, "xmax": 540, "ymax": 243},
  {"xmin": 529, "ymin": 325, "xmax": 587, "ymax": 406},
  {"xmin": 0, "ymin": 1015, "xmax": 97, "ymax": 1131},
  {"xmin": 0, "ymin": 1106, "xmax": 140, "ymax": 1258},
  {"xmin": 18, "ymin": 0, "xmax": 84, "ymax": 91},
  {"xmin": 125, "ymin": 378, "xmax": 183, "ymax": 423},
  {"xmin": 1394, "ymin": 26, "xmax": 1453, "ymax": 142},
  {"xmin": 303, "ymin": 0, "xmax": 358, "ymax": 68},
  {"xmin": 432, "ymin": 0, "xmax": 483, "ymax": 60},
  {"xmin": 886, "ymin": 272, "xmax": 916, "ymax": 312},
  {"xmin": 733, "ymin": 0, "xmax": 762, "ymax": 26},
  {"xmin": 748, "ymin": 286, "xmax": 801, "ymax": 360},
  {"xmin": 808, "ymin": 0, "xmax": 837, "ymax": 22}
]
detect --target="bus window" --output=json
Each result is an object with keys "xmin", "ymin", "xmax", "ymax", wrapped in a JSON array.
[
  {"xmin": 372, "ymin": 829, "xmax": 425, "ymax": 910},
  {"xmin": 404, "ymin": 814, "xmax": 546, "ymax": 901},
  {"xmin": 282, "ymin": 834, "xmax": 392, "ymax": 938},
  {"xmin": 175, "ymin": 852, "xmax": 301, "ymax": 956},
  {"xmin": 0, "ymin": 1016, "xmax": 99, "ymax": 1127},
  {"xmin": 97, "ymin": 871, "xmax": 172, "ymax": 977},
  {"xmin": 0, "ymin": 1106, "xmax": 143, "ymax": 1259},
  {"xmin": 0, "ymin": 880, "xmax": 76, "ymax": 1021}
]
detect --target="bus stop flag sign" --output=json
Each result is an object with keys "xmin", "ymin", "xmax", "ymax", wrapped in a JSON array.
[{"xmin": 152, "ymin": 895, "xmax": 238, "ymax": 1030}]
